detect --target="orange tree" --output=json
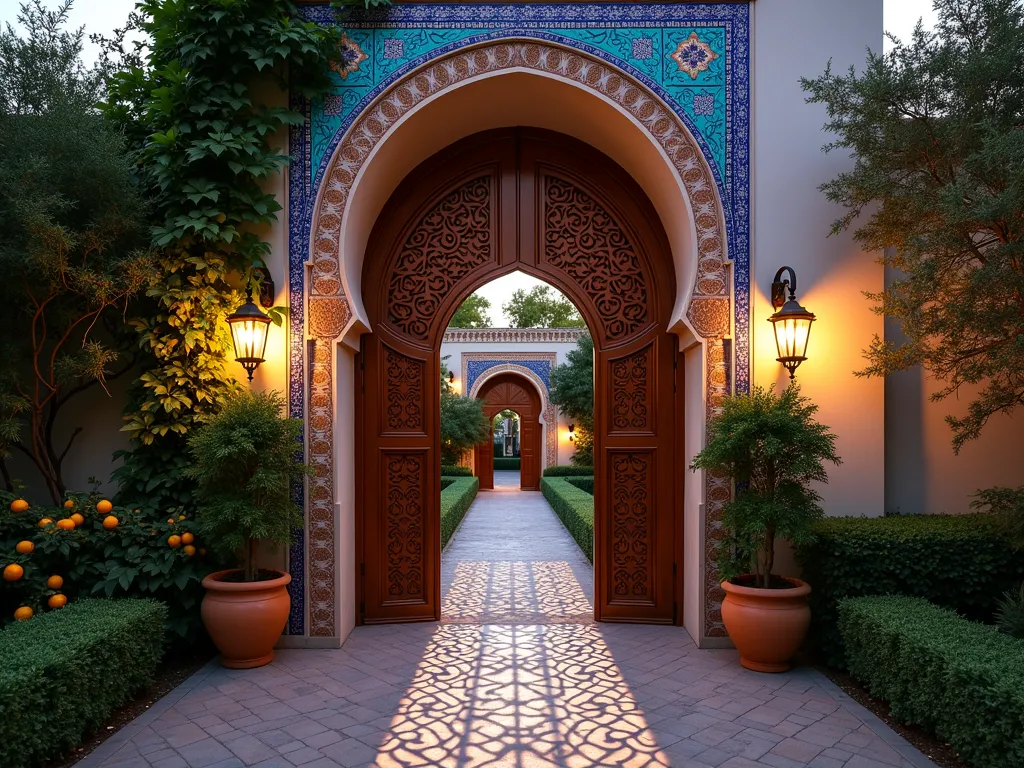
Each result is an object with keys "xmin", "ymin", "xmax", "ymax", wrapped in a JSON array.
[{"xmin": 0, "ymin": 489, "xmax": 217, "ymax": 642}]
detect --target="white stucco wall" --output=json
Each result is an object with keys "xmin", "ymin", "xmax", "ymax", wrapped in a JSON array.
[{"xmin": 750, "ymin": 0, "xmax": 885, "ymax": 518}]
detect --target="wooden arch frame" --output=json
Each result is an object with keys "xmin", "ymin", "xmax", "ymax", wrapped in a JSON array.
[
  {"xmin": 357, "ymin": 127, "xmax": 681, "ymax": 625},
  {"xmin": 472, "ymin": 371, "xmax": 545, "ymax": 492}
]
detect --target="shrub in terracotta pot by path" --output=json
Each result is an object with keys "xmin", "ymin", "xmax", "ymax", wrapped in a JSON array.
[
  {"xmin": 187, "ymin": 390, "xmax": 309, "ymax": 669},
  {"xmin": 692, "ymin": 384, "xmax": 840, "ymax": 672}
]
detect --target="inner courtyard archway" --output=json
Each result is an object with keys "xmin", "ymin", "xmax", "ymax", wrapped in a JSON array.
[
  {"xmin": 474, "ymin": 372, "xmax": 544, "ymax": 491},
  {"xmin": 357, "ymin": 128, "xmax": 681, "ymax": 626}
]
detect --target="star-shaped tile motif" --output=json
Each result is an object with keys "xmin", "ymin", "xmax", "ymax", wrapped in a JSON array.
[
  {"xmin": 331, "ymin": 33, "xmax": 369, "ymax": 80},
  {"xmin": 670, "ymin": 31, "xmax": 718, "ymax": 80}
]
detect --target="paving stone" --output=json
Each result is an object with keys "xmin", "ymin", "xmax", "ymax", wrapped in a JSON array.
[{"xmin": 76, "ymin": 488, "xmax": 934, "ymax": 768}]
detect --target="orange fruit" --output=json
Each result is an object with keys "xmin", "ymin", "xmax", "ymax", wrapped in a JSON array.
[
  {"xmin": 9, "ymin": 499, "xmax": 29, "ymax": 513},
  {"xmin": 48, "ymin": 594, "xmax": 67, "ymax": 609},
  {"xmin": 183, "ymin": 544, "xmax": 196, "ymax": 557},
  {"xmin": 168, "ymin": 535, "xmax": 182, "ymax": 549},
  {"xmin": 178, "ymin": 514, "xmax": 185, "ymax": 521},
  {"xmin": 3, "ymin": 563, "xmax": 24, "ymax": 581},
  {"xmin": 15, "ymin": 541, "xmax": 34, "ymax": 554},
  {"xmin": 56, "ymin": 518, "xmax": 75, "ymax": 531},
  {"xmin": 167, "ymin": 518, "xmax": 175, "ymax": 525},
  {"xmin": 46, "ymin": 575, "xmax": 63, "ymax": 589},
  {"xmin": 38, "ymin": 517, "xmax": 53, "ymax": 528},
  {"xmin": 63, "ymin": 499, "xmax": 74, "ymax": 509},
  {"xmin": 70, "ymin": 513, "xmax": 85, "ymax": 526},
  {"xmin": 14, "ymin": 606, "xmax": 32, "ymax": 621},
  {"xmin": 103, "ymin": 515, "xmax": 119, "ymax": 530},
  {"xmin": 96, "ymin": 499, "xmax": 113, "ymax": 514},
  {"xmin": 181, "ymin": 532, "xmax": 194, "ymax": 545}
]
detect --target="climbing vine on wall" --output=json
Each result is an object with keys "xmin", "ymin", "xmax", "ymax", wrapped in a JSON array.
[{"xmin": 98, "ymin": 0, "xmax": 343, "ymax": 510}]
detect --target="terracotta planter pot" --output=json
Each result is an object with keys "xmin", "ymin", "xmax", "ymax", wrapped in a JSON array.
[
  {"xmin": 201, "ymin": 569, "xmax": 291, "ymax": 669},
  {"xmin": 721, "ymin": 576, "xmax": 811, "ymax": 673}
]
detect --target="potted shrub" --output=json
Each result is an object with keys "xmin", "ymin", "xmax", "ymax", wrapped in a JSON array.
[
  {"xmin": 187, "ymin": 390, "xmax": 308, "ymax": 668},
  {"xmin": 691, "ymin": 384, "xmax": 840, "ymax": 672}
]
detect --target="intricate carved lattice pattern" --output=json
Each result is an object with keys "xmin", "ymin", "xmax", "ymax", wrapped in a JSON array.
[
  {"xmin": 543, "ymin": 176, "xmax": 648, "ymax": 340},
  {"xmin": 387, "ymin": 176, "xmax": 492, "ymax": 340},
  {"xmin": 610, "ymin": 452, "xmax": 653, "ymax": 599},
  {"xmin": 385, "ymin": 453, "xmax": 425, "ymax": 599},
  {"xmin": 384, "ymin": 347, "xmax": 424, "ymax": 432},
  {"xmin": 611, "ymin": 346, "xmax": 652, "ymax": 432}
]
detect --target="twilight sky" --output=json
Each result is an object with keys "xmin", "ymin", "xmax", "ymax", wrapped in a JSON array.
[{"xmin": 1, "ymin": 0, "xmax": 939, "ymax": 326}]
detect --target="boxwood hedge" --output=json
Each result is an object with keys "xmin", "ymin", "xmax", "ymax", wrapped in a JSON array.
[
  {"xmin": 440, "ymin": 465, "xmax": 473, "ymax": 477},
  {"xmin": 566, "ymin": 476, "xmax": 594, "ymax": 495},
  {"xmin": 0, "ymin": 598, "xmax": 167, "ymax": 767},
  {"xmin": 441, "ymin": 476, "xmax": 479, "ymax": 548},
  {"xmin": 840, "ymin": 596, "xmax": 1024, "ymax": 768},
  {"xmin": 542, "ymin": 465, "xmax": 594, "ymax": 477},
  {"xmin": 796, "ymin": 514, "xmax": 1024, "ymax": 666},
  {"xmin": 494, "ymin": 457, "xmax": 520, "ymax": 470},
  {"xmin": 541, "ymin": 477, "xmax": 594, "ymax": 562}
]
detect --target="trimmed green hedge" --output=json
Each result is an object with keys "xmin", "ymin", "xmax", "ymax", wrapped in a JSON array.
[
  {"xmin": 566, "ymin": 476, "xmax": 594, "ymax": 495},
  {"xmin": 441, "ymin": 465, "xmax": 473, "ymax": 477},
  {"xmin": 541, "ymin": 478, "xmax": 594, "ymax": 562},
  {"xmin": 543, "ymin": 465, "xmax": 594, "ymax": 477},
  {"xmin": 494, "ymin": 457, "xmax": 520, "ymax": 470},
  {"xmin": 441, "ymin": 476, "xmax": 479, "ymax": 548},
  {"xmin": 840, "ymin": 596, "xmax": 1024, "ymax": 768},
  {"xmin": 0, "ymin": 598, "xmax": 167, "ymax": 767},
  {"xmin": 796, "ymin": 514, "xmax": 1024, "ymax": 666}
]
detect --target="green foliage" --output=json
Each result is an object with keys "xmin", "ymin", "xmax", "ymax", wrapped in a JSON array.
[
  {"xmin": 839, "ymin": 595, "xmax": 1024, "ymax": 768},
  {"xmin": 441, "ymin": 465, "xmax": 473, "ymax": 477},
  {"xmin": 549, "ymin": 334, "xmax": 594, "ymax": 466},
  {"xmin": 493, "ymin": 458, "xmax": 520, "ymax": 471},
  {"xmin": 0, "ymin": 598, "xmax": 166, "ymax": 768},
  {"xmin": 0, "ymin": 488, "xmax": 215, "ymax": 642},
  {"xmin": 186, "ymin": 391, "xmax": 308, "ymax": 581},
  {"xmin": 440, "ymin": 389, "xmax": 490, "ymax": 466},
  {"xmin": 801, "ymin": 0, "xmax": 1024, "ymax": 453},
  {"xmin": 0, "ymin": 1, "xmax": 151, "ymax": 502},
  {"xmin": 448, "ymin": 293, "xmax": 493, "ymax": 328},
  {"xmin": 796, "ymin": 513, "xmax": 1024, "ymax": 666},
  {"xmin": 566, "ymin": 476, "xmax": 594, "ymax": 495},
  {"xmin": 541, "ymin": 478, "xmax": 594, "ymax": 562},
  {"xmin": 971, "ymin": 485, "xmax": 1024, "ymax": 547},
  {"xmin": 100, "ymin": 0, "xmax": 339, "ymax": 510},
  {"xmin": 995, "ymin": 583, "xmax": 1024, "ymax": 639},
  {"xmin": 503, "ymin": 285, "xmax": 586, "ymax": 329},
  {"xmin": 543, "ymin": 465, "xmax": 594, "ymax": 477},
  {"xmin": 692, "ymin": 384, "xmax": 840, "ymax": 588},
  {"xmin": 440, "ymin": 476, "xmax": 478, "ymax": 548}
]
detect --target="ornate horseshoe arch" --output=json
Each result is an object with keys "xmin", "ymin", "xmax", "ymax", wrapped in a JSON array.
[
  {"xmin": 468, "ymin": 363, "xmax": 558, "ymax": 470},
  {"xmin": 302, "ymin": 39, "xmax": 734, "ymax": 640}
]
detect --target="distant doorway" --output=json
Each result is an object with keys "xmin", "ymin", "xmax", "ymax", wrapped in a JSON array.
[{"xmin": 473, "ymin": 372, "xmax": 543, "ymax": 491}]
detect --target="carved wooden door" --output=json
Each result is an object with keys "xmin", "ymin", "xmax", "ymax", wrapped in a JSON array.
[
  {"xmin": 359, "ymin": 129, "xmax": 678, "ymax": 626},
  {"xmin": 475, "ymin": 433, "xmax": 494, "ymax": 490},
  {"xmin": 519, "ymin": 414, "xmax": 540, "ymax": 491}
]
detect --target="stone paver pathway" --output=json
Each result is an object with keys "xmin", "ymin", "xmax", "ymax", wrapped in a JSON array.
[{"xmin": 79, "ymin": 488, "xmax": 935, "ymax": 768}]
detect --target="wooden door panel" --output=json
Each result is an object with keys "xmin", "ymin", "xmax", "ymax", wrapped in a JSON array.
[
  {"xmin": 475, "ymin": 433, "xmax": 494, "ymax": 490},
  {"xmin": 520, "ymin": 416, "xmax": 538, "ymax": 490}
]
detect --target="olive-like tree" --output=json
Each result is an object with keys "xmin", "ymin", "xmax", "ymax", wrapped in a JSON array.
[
  {"xmin": 0, "ymin": 1, "xmax": 151, "ymax": 500},
  {"xmin": 801, "ymin": 0, "xmax": 1024, "ymax": 454}
]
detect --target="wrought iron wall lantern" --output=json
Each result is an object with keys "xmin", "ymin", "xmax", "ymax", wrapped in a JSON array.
[
  {"xmin": 448, "ymin": 371, "xmax": 456, "ymax": 385},
  {"xmin": 568, "ymin": 423, "xmax": 576, "ymax": 441},
  {"xmin": 226, "ymin": 294, "xmax": 272, "ymax": 382},
  {"xmin": 768, "ymin": 266, "xmax": 816, "ymax": 379}
]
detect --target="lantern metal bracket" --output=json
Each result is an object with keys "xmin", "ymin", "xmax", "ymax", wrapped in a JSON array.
[
  {"xmin": 771, "ymin": 266, "xmax": 798, "ymax": 310},
  {"xmin": 253, "ymin": 266, "xmax": 275, "ymax": 309}
]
